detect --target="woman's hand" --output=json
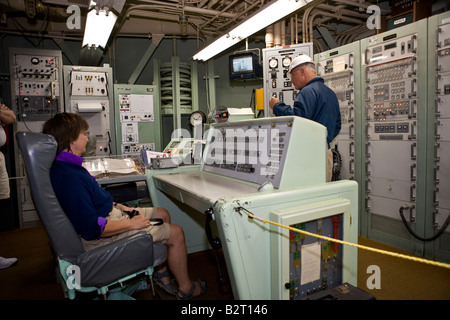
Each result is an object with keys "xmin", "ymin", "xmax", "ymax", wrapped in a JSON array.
[
  {"xmin": 129, "ymin": 212, "xmax": 150, "ymax": 230},
  {"xmin": 113, "ymin": 202, "xmax": 128, "ymax": 211}
]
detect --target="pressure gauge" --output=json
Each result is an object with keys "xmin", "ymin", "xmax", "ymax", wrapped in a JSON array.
[
  {"xmin": 31, "ymin": 57, "xmax": 40, "ymax": 65},
  {"xmin": 268, "ymin": 58, "xmax": 278, "ymax": 69},
  {"xmin": 189, "ymin": 110, "xmax": 206, "ymax": 126},
  {"xmin": 282, "ymin": 56, "xmax": 292, "ymax": 68}
]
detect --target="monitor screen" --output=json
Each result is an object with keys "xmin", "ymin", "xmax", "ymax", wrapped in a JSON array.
[{"xmin": 232, "ymin": 55, "xmax": 253, "ymax": 73}]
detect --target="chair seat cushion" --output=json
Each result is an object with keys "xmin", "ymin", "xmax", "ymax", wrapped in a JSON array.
[{"xmin": 76, "ymin": 232, "xmax": 160, "ymax": 287}]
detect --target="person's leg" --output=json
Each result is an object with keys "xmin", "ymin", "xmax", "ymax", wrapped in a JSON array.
[
  {"xmin": 136, "ymin": 207, "xmax": 175, "ymax": 293},
  {"xmin": 327, "ymin": 148, "xmax": 333, "ymax": 182},
  {"xmin": 0, "ymin": 152, "xmax": 10, "ymax": 200},
  {"xmin": 140, "ymin": 207, "xmax": 206, "ymax": 298},
  {"xmin": 165, "ymin": 224, "xmax": 205, "ymax": 298}
]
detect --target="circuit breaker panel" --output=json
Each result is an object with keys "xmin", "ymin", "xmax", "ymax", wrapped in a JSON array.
[
  {"xmin": 9, "ymin": 48, "xmax": 64, "ymax": 226},
  {"xmin": 63, "ymin": 65, "xmax": 116, "ymax": 156},
  {"xmin": 114, "ymin": 84, "xmax": 161, "ymax": 155},
  {"xmin": 262, "ymin": 43, "xmax": 313, "ymax": 117},
  {"xmin": 361, "ymin": 19, "xmax": 428, "ymax": 255},
  {"xmin": 315, "ymin": 42, "xmax": 362, "ymax": 181}
]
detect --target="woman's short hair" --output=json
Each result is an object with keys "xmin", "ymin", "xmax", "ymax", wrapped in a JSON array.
[{"xmin": 42, "ymin": 112, "xmax": 89, "ymax": 154}]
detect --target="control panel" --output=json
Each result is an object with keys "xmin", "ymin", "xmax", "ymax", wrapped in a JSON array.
[
  {"xmin": 63, "ymin": 65, "xmax": 115, "ymax": 156},
  {"xmin": 262, "ymin": 43, "xmax": 313, "ymax": 117},
  {"xmin": 363, "ymin": 29, "xmax": 423, "ymax": 223},
  {"xmin": 114, "ymin": 84, "xmax": 162, "ymax": 155},
  {"xmin": 70, "ymin": 71, "xmax": 109, "ymax": 97},
  {"xmin": 9, "ymin": 48, "xmax": 64, "ymax": 226},
  {"xmin": 366, "ymin": 35, "xmax": 418, "ymax": 142},
  {"xmin": 316, "ymin": 44, "xmax": 359, "ymax": 181},
  {"xmin": 434, "ymin": 22, "xmax": 450, "ymax": 229},
  {"xmin": 10, "ymin": 49, "xmax": 63, "ymax": 121},
  {"xmin": 203, "ymin": 120, "xmax": 293, "ymax": 188},
  {"xmin": 202, "ymin": 116, "xmax": 327, "ymax": 189}
]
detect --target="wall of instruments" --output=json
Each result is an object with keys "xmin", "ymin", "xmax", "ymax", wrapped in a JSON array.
[
  {"xmin": 311, "ymin": 12, "xmax": 450, "ymax": 263},
  {"xmin": 10, "ymin": 47, "xmax": 64, "ymax": 226}
]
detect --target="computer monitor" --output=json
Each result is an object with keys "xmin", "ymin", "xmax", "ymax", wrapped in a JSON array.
[{"xmin": 229, "ymin": 52, "xmax": 262, "ymax": 80}]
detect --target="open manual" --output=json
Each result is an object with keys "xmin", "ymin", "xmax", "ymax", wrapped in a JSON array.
[{"xmin": 82, "ymin": 155, "xmax": 146, "ymax": 179}]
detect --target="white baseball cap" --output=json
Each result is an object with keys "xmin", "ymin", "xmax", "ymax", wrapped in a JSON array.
[{"xmin": 289, "ymin": 54, "xmax": 314, "ymax": 74}]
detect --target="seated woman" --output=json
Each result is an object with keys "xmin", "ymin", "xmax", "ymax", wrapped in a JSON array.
[{"xmin": 42, "ymin": 112, "xmax": 206, "ymax": 300}]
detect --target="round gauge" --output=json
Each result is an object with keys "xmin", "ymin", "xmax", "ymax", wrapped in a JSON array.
[
  {"xmin": 31, "ymin": 57, "xmax": 40, "ymax": 65},
  {"xmin": 269, "ymin": 58, "xmax": 278, "ymax": 69},
  {"xmin": 282, "ymin": 56, "xmax": 292, "ymax": 68},
  {"xmin": 189, "ymin": 110, "xmax": 206, "ymax": 126}
]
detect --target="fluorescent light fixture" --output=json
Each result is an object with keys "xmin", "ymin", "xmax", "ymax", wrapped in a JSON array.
[
  {"xmin": 82, "ymin": 7, "xmax": 118, "ymax": 49},
  {"xmin": 193, "ymin": 0, "xmax": 312, "ymax": 61}
]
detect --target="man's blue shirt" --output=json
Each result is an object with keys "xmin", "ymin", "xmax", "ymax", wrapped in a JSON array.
[{"xmin": 273, "ymin": 77, "xmax": 341, "ymax": 147}]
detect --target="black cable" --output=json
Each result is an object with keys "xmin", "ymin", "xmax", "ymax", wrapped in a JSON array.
[
  {"xmin": 204, "ymin": 207, "xmax": 221, "ymax": 250},
  {"xmin": 248, "ymin": 88, "xmax": 255, "ymax": 114},
  {"xmin": 399, "ymin": 205, "xmax": 450, "ymax": 242},
  {"xmin": 331, "ymin": 146, "xmax": 342, "ymax": 181}
]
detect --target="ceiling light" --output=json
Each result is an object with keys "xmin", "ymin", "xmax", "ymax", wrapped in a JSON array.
[
  {"xmin": 193, "ymin": 0, "xmax": 312, "ymax": 61},
  {"xmin": 82, "ymin": 7, "xmax": 118, "ymax": 49}
]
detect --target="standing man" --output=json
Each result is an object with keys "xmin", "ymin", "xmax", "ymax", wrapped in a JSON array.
[
  {"xmin": 0, "ymin": 103, "xmax": 18, "ymax": 269},
  {"xmin": 269, "ymin": 54, "xmax": 341, "ymax": 182}
]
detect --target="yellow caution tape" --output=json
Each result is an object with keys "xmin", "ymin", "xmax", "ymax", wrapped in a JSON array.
[{"xmin": 238, "ymin": 207, "xmax": 450, "ymax": 270}]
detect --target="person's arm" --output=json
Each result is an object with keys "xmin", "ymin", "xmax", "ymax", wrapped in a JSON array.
[
  {"xmin": 272, "ymin": 101, "xmax": 295, "ymax": 116},
  {"xmin": 292, "ymin": 89, "xmax": 316, "ymax": 119},
  {"xmin": 0, "ymin": 104, "xmax": 16, "ymax": 125}
]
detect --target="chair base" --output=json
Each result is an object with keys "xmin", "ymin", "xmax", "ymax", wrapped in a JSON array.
[{"xmin": 58, "ymin": 258, "xmax": 155, "ymax": 300}]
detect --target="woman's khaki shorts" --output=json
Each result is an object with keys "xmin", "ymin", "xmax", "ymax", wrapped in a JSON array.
[{"xmin": 81, "ymin": 206, "xmax": 170, "ymax": 251}]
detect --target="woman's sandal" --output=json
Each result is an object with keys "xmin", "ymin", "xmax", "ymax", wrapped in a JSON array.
[
  {"xmin": 153, "ymin": 270, "xmax": 177, "ymax": 295},
  {"xmin": 176, "ymin": 279, "xmax": 207, "ymax": 300}
]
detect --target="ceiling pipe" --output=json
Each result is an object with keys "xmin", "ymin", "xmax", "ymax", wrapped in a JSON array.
[
  {"xmin": 308, "ymin": 9, "xmax": 363, "ymax": 43},
  {"xmin": 206, "ymin": 0, "xmax": 220, "ymax": 10},
  {"xmin": 122, "ymin": 3, "xmax": 237, "ymax": 20},
  {"xmin": 318, "ymin": 3, "xmax": 371, "ymax": 19},
  {"xmin": 199, "ymin": 0, "xmax": 240, "ymax": 29},
  {"xmin": 290, "ymin": 16, "xmax": 295, "ymax": 45},
  {"xmin": 313, "ymin": 38, "xmax": 324, "ymax": 52},
  {"xmin": 302, "ymin": 6, "xmax": 314, "ymax": 43},
  {"xmin": 336, "ymin": 22, "xmax": 367, "ymax": 46},
  {"xmin": 347, "ymin": 24, "xmax": 371, "ymax": 44},
  {"xmin": 333, "ymin": 0, "xmax": 390, "ymax": 14},
  {"xmin": 274, "ymin": 21, "xmax": 281, "ymax": 47},
  {"xmin": 281, "ymin": 20, "xmax": 286, "ymax": 46},
  {"xmin": 215, "ymin": 0, "xmax": 261, "ymax": 32},
  {"xmin": 265, "ymin": 24, "xmax": 274, "ymax": 48},
  {"xmin": 199, "ymin": 0, "xmax": 209, "ymax": 7}
]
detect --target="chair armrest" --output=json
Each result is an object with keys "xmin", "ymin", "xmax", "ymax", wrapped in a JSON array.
[{"xmin": 75, "ymin": 231, "xmax": 156, "ymax": 287}]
